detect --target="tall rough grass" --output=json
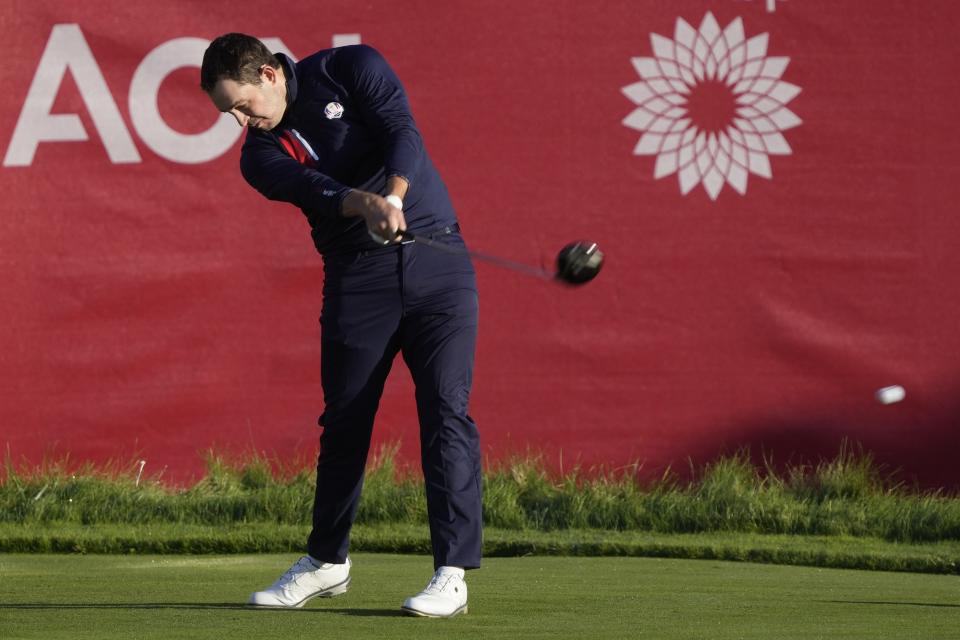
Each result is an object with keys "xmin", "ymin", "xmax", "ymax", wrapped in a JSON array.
[{"xmin": 3, "ymin": 444, "xmax": 959, "ymax": 543}]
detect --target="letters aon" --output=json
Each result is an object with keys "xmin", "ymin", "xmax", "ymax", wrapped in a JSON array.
[{"xmin": 3, "ymin": 25, "xmax": 360, "ymax": 167}]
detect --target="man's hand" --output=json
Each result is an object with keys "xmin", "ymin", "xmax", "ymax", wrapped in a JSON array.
[
  {"xmin": 341, "ymin": 176, "xmax": 410, "ymax": 244},
  {"xmin": 341, "ymin": 189, "xmax": 407, "ymax": 244}
]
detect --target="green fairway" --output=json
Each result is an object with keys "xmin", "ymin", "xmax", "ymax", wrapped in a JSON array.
[
  {"xmin": 0, "ymin": 554, "xmax": 957, "ymax": 639},
  {"xmin": 4, "ymin": 523, "xmax": 960, "ymax": 574}
]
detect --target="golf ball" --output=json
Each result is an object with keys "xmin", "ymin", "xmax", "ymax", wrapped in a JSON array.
[{"xmin": 875, "ymin": 385, "xmax": 905, "ymax": 405}]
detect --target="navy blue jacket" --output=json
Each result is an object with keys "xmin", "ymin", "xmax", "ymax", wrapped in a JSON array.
[{"xmin": 239, "ymin": 45, "xmax": 457, "ymax": 255}]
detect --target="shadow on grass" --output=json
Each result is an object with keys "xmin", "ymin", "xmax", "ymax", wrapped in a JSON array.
[
  {"xmin": 823, "ymin": 600, "xmax": 960, "ymax": 609},
  {"xmin": 0, "ymin": 603, "xmax": 404, "ymax": 616}
]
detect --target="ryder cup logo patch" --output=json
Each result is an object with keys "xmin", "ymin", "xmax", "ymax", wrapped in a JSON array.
[
  {"xmin": 621, "ymin": 12, "xmax": 802, "ymax": 200},
  {"xmin": 324, "ymin": 102, "xmax": 345, "ymax": 119}
]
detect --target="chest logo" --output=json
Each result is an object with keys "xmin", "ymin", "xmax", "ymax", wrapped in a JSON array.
[{"xmin": 324, "ymin": 102, "xmax": 345, "ymax": 119}]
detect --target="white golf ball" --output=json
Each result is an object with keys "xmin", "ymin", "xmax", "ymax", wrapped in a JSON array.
[{"xmin": 875, "ymin": 385, "xmax": 905, "ymax": 405}]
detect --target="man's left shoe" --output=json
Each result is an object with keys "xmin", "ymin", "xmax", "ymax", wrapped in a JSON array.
[
  {"xmin": 401, "ymin": 568, "xmax": 468, "ymax": 618},
  {"xmin": 248, "ymin": 555, "xmax": 351, "ymax": 608}
]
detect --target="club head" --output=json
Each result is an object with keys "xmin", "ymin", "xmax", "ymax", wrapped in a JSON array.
[{"xmin": 555, "ymin": 241, "xmax": 604, "ymax": 285}]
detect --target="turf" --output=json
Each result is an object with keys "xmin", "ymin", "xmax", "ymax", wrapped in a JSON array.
[
  {"xmin": 0, "ymin": 553, "xmax": 957, "ymax": 639},
  {"xmin": 2, "ymin": 523, "xmax": 960, "ymax": 574}
]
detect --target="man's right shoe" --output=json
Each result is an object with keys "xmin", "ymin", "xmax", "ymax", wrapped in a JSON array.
[
  {"xmin": 401, "ymin": 567, "xmax": 468, "ymax": 618},
  {"xmin": 248, "ymin": 555, "xmax": 351, "ymax": 608}
]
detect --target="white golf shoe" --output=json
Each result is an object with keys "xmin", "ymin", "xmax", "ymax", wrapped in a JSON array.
[
  {"xmin": 401, "ymin": 567, "xmax": 468, "ymax": 618},
  {"xmin": 248, "ymin": 556, "xmax": 351, "ymax": 608}
]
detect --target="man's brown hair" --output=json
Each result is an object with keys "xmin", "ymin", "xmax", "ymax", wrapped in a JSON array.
[{"xmin": 200, "ymin": 33, "xmax": 280, "ymax": 93}]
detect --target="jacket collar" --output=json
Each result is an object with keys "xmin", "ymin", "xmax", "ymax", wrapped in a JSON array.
[{"xmin": 276, "ymin": 52, "xmax": 299, "ymax": 110}]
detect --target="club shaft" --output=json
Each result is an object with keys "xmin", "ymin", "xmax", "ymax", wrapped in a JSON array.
[{"xmin": 402, "ymin": 232, "xmax": 552, "ymax": 280}]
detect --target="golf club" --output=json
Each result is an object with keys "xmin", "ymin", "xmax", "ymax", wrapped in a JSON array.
[{"xmin": 399, "ymin": 230, "xmax": 604, "ymax": 286}]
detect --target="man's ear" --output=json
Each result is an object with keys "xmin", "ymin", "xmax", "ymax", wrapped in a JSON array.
[{"xmin": 261, "ymin": 65, "xmax": 280, "ymax": 85}]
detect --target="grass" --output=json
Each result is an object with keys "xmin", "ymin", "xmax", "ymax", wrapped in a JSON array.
[
  {"xmin": 0, "ymin": 553, "xmax": 958, "ymax": 639},
  {"xmin": 1, "ymin": 523, "xmax": 958, "ymax": 574},
  {"xmin": 4, "ymin": 444, "xmax": 960, "ymax": 573},
  {"xmin": 4, "ymin": 444, "xmax": 960, "ymax": 540}
]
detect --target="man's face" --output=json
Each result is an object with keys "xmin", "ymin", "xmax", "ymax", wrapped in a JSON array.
[{"xmin": 209, "ymin": 66, "xmax": 286, "ymax": 131}]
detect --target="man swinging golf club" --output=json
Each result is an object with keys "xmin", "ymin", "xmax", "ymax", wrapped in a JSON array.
[{"xmin": 200, "ymin": 33, "xmax": 481, "ymax": 618}]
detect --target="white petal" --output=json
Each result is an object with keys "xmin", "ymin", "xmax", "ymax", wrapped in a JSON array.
[
  {"xmin": 706, "ymin": 58, "xmax": 717, "ymax": 79},
  {"xmin": 739, "ymin": 60, "xmax": 764, "ymax": 82},
  {"xmin": 648, "ymin": 116, "xmax": 675, "ymax": 133},
  {"xmin": 668, "ymin": 79, "xmax": 691, "ymax": 94},
  {"xmin": 703, "ymin": 168, "xmax": 724, "ymax": 200},
  {"xmin": 675, "ymin": 18, "xmax": 697, "ymax": 49},
  {"xmin": 678, "ymin": 163, "xmax": 700, "ymax": 194},
  {"xmin": 717, "ymin": 59, "xmax": 730, "ymax": 81},
  {"xmin": 745, "ymin": 33, "xmax": 769, "ymax": 60},
  {"xmin": 761, "ymin": 57, "xmax": 790, "ymax": 80},
  {"xmin": 733, "ymin": 79, "xmax": 754, "ymax": 95},
  {"xmin": 762, "ymin": 132, "xmax": 792, "ymax": 155},
  {"xmin": 712, "ymin": 36, "xmax": 729, "ymax": 64},
  {"xmin": 664, "ymin": 106, "xmax": 687, "ymax": 118},
  {"xmin": 676, "ymin": 46, "xmax": 693, "ymax": 70},
  {"xmin": 693, "ymin": 59, "xmax": 705, "ymax": 81},
  {"xmin": 726, "ymin": 125, "xmax": 744, "ymax": 144},
  {"xmin": 681, "ymin": 126, "xmax": 698, "ymax": 144},
  {"xmin": 743, "ymin": 133, "xmax": 765, "ymax": 151},
  {"xmin": 743, "ymin": 133, "xmax": 766, "ymax": 151},
  {"xmin": 769, "ymin": 81, "xmax": 802, "ymax": 104},
  {"xmin": 770, "ymin": 107, "xmax": 802, "ymax": 130},
  {"xmin": 664, "ymin": 92, "xmax": 688, "ymax": 105},
  {"xmin": 707, "ymin": 133, "xmax": 719, "ymax": 156},
  {"xmin": 750, "ymin": 78, "xmax": 776, "ymax": 96},
  {"xmin": 727, "ymin": 65, "xmax": 743, "ymax": 86},
  {"xmin": 715, "ymin": 148, "xmax": 731, "ymax": 174},
  {"xmin": 680, "ymin": 66, "xmax": 697, "ymax": 86},
  {"xmin": 659, "ymin": 60, "xmax": 681, "ymax": 79},
  {"xmin": 736, "ymin": 106, "xmax": 762, "ymax": 119},
  {"xmin": 662, "ymin": 132, "xmax": 683, "ymax": 151},
  {"xmin": 699, "ymin": 12, "xmax": 721, "ymax": 44},
  {"xmin": 726, "ymin": 163, "xmax": 748, "ymax": 194},
  {"xmin": 694, "ymin": 131, "xmax": 707, "ymax": 154},
  {"xmin": 648, "ymin": 78, "xmax": 674, "ymax": 95},
  {"xmin": 723, "ymin": 17, "xmax": 745, "ymax": 50},
  {"xmin": 646, "ymin": 97, "xmax": 672, "ymax": 114},
  {"xmin": 731, "ymin": 141, "xmax": 748, "ymax": 167},
  {"xmin": 752, "ymin": 116, "xmax": 778, "ymax": 133},
  {"xmin": 735, "ymin": 92, "xmax": 761, "ymax": 105},
  {"xmin": 694, "ymin": 36, "xmax": 709, "ymax": 65},
  {"xmin": 632, "ymin": 57, "xmax": 662, "ymax": 80},
  {"xmin": 634, "ymin": 132, "xmax": 663, "ymax": 154},
  {"xmin": 752, "ymin": 96, "xmax": 780, "ymax": 114},
  {"xmin": 678, "ymin": 141, "xmax": 695, "ymax": 166},
  {"xmin": 623, "ymin": 82, "xmax": 654, "ymax": 105},
  {"xmin": 651, "ymin": 34, "xmax": 676, "ymax": 61},
  {"xmin": 654, "ymin": 151, "xmax": 679, "ymax": 178},
  {"xmin": 729, "ymin": 43, "xmax": 746, "ymax": 70},
  {"xmin": 696, "ymin": 147, "xmax": 711, "ymax": 174},
  {"xmin": 623, "ymin": 108, "xmax": 655, "ymax": 131},
  {"xmin": 733, "ymin": 118, "xmax": 758, "ymax": 135},
  {"xmin": 748, "ymin": 151, "xmax": 772, "ymax": 178},
  {"xmin": 670, "ymin": 118, "xmax": 693, "ymax": 133},
  {"xmin": 718, "ymin": 131, "xmax": 732, "ymax": 154}
]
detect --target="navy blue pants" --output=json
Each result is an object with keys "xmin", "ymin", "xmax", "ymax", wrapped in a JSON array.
[{"xmin": 307, "ymin": 230, "xmax": 482, "ymax": 570}]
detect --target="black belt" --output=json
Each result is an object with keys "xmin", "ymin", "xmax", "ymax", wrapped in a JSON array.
[
  {"xmin": 325, "ymin": 223, "xmax": 461, "ymax": 260},
  {"xmin": 401, "ymin": 222, "xmax": 460, "ymax": 243}
]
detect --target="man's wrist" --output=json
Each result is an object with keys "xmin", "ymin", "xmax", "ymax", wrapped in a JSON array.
[{"xmin": 385, "ymin": 174, "xmax": 409, "ymax": 200}]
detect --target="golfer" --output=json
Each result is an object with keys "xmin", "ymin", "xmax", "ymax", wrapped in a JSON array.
[{"xmin": 200, "ymin": 34, "xmax": 481, "ymax": 618}]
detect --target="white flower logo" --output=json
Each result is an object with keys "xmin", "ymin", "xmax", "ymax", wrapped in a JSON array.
[{"xmin": 622, "ymin": 12, "xmax": 801, "ymax": 200}]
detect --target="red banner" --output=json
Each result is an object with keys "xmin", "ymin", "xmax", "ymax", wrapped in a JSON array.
[{"xmin": 2, "ymin": 0, "xmax": 959, "ymax": 486}]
